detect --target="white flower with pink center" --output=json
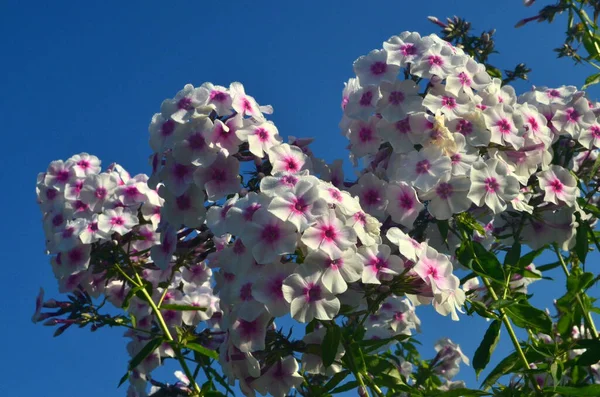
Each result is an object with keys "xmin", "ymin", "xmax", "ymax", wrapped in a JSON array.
[
  {"xmin": 552, "ymin": 97, "xmax": 595, "ymax": 137},
  {"xmin": 268, "ymin": 179, "xmax": 327, "ymax": 232},
  {"xmin": 180, "ymin": 288, "xmax": 214, "ymax": 326},
  {"xmin": 515, "ymin": 103, "xmax": 552, "ymax": 147},
  {"xmin": 193, "ymin": 153, "xmax": 240, "ymax": 201},
  {"xmin": 205, "ymin": 115, "xmax": 243, "ymax": 156},
  {"xmin": 160, "ymin": 184, "xmax": 206, "ymax": 228},
  {"xmin": 301, "ymin": 209, "xmax": 357, "ymax": 257},
  {"xmin": 410, "ymin": 45, "xmax": 454, "ymax": 79},
  {"xmin": 236, "ymin": 119, "xmax": 281, "ymax": 157},
  {"xmin": 172, "ymin": 118, "xmax": 218, "ymax": 167},
  {"xmin": 53, "ymin": 244, "xmax": 91, "ymax": 277},
  {"xmin": 446, "ymin": 111, "xmax": 491, "ymax": 147},
  {"xmin": 44, "ymin": 160, "xmax": 76, "ymax": 189},
  {"xmin": 150, "ymin": 224, "xmax": 177, "ymax": 270},
  {"xmin": 115, "ymin": 175, "xmax": 150, "ymax": 207},
  {"xmin": 98, "ymin": 207, "xmax": 139, "ymax": 236},
  {"xmin": 227, "ymin": 192, "xmax": 270, "ymax": 232},
  {"xmin": 252, "ymin": 262, "xmax": 296, "ymax": 317},
  {"xmin": 79, "ymin": 173, "xmax": 118, "ymax": 211},
  {"xmin": 317, "ymin": 183, "xmax": 361, "ymax": 216},
  {"xmin": 359, "ymin": 244, "xmax": 404, "ymax": 284},
  {"xmin": 149, "ymin": 113, "xmax": 180, "ymax": 152},
  {"xmin": 261, "ymin": 173, "xmax": 312, "ymax": 197},
  {"xmin": 348, "ymin": 116, "xmax": 382, "ymax": 158},
  {"xmin": 377, "ymin": 116, "xmax": 416, "ymax": 154},
  {"xmin": 383, "ymin": 31, "xmax": 427, "ymax": 66},
  {"xmin": 578, "ymin": 123, "xmax": 600, "ymax": 149},
  {"xmin": 445, "ymin": 57, "xmax": 491, "ymax": 97},
  {"xmin": 304, "ymin": 248, "xmax": 362, "ymax": 294},
  {"xmin": 349, "ymin": 173, "xmax": 389, "ymax": 219},
  {"xmin": 386, "ymin": 227, "xmax": 422, "ymax": 262},
  {"xmin": 68, "ymin": 153, "xmax": 101, "ymax": 177},
  {"xmin": 413, "ymin": 243, "xmax": 456, "ymax": 290},
  {"xmin": 467, "ymin": 159, "xmax": 520, "ymax": 214},
  {"xmin": 344, "ymin": 84, "xmax": 381, "ymax": 121},
  {"xmin": 353, "ymin": 49, "xmax": 400, "ymax": 86},
  {"xmin": 229, "ymin": 309, "xmax": 271, "ymax": 352},
  {"xmin": 268, "ymin": 143, "xmax": 312, "ymax": 175},
  {"xmin": 199, "ymin": 82, "xmax": 233, "ymax": 116},
  {"xmin": 385, "ymin": 182, "xmax": 424, "ymax": 228},
  {"xmin": 141, "ymin": 190, "xmax": 164, "ymax": 230},
  {"xmin": 79, "ymin": 214, "xmax": 109, "ymax": 244},
  {"xmin": 161, "ymin": 83, "xmax": 211, "ymax": 124},
  {"xmin": 389, "ymin": 147, "xmax": 452, "ymax": 192},
  {"xmin": 422, "ymin": 90, "xmax": 471, "ymax": 120},
  {"xmin": 205, "ymin": 194, "xmax": 239, "ymax": 237},
  {"xmin": 483, "ymin": 106, "xmax": 524, "ymax": 149},
  {"xmin": 282, "ymin": 265, "xmax": 340, "ymax": 322},
  {"xmin": 377, "ymin": 79, "xmax": 423, "ymax": 123},
  {"xmin": 431, "ymin": 274, "xmax": 465, "ymax": 321},
  {"xmin": 241, "ymin": 209, "xmax": 298, "ymax": 264},
  {"xmin": 447, "ymin": 133, "xmax": 478, "ymax": 176},
  {"xmin": 230, "ymin": 81, "xmax": 273, "ymax": 122},
  {"xmin": 159, "ymin": 156, "xmax": 196, "ymax": 197},
  {"xmin": 421, "ymin": 176, "xmax": 471, "ymax": 220},
  {"xmin": 252, "ymin": 356, "xmax": 303, "ymax": 397},
  {"xmin": 537, "ymin": 165, "xmax": 578, "ymax": 207},
  {"xmin": 345, "ymin": 211, "xmax": 381, "ymax": 246}
]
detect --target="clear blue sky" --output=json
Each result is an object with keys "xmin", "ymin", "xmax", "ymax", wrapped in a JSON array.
[{"xmin": 2, "ymin": 1, "xmax": 598, "ymax": 396}]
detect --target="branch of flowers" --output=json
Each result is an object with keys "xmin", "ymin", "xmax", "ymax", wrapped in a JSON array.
[
  {"xmin": 131, "ymin": 273, "xmax": 202, "ymax": 396},
  {"xmin": 480, "ymin": 276, "xmax": 543, "ymax": 395},
  {"xmin": 553, "ymin": 244, "xmax": 599, "ymax": 339}
]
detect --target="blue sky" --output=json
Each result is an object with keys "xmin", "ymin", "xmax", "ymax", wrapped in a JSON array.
[{"xmin": 2, "ymin": 0, "xmax": 598, "ymax": 396}]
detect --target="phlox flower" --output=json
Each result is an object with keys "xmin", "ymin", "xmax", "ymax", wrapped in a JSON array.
[
  {"xmin": 229, "ymin": 309, "xmax": 271, "ymax": 353},
  {"xmin": 385, "ymin": 182, "xmax": 424, "ymax": 228},
  {"xmin": 483, "ymin": 106, "xmax": 524, "ymax": 149},
  {"xmin": 379, "ymin": 295, "xmax": 421, "ymax": 334},
  {"xmin": 236, "ymin": 120, "xmax": 281, "ymax": 157},
  {"xmin": 193, "ymin": 153, "xmax": 240, "ymax": 201},
  {"xmin": 252, "ymin": 356, "xmax": 303, "ymax": 397},
  {"xmin": 159, "ymin": 156, "xmax": 196, "ymax": 197},
  {"xmin": 160, "ymin": 184, "xmax": 206, "ymax": 228},
  {"xmin": 44, "ymin": 160, "xmax": 76, "ymax": 189},
  {"xmin": 412, "ymin": 243, "xmax": 456, "ymax": 290},
  {"xmin": 349, "ymin": 173, "xmax": 388, "ymax": 219},
  {"xmin": 420, "ymin": 176, "xmax": 471, "ymax": 220},
  {"xmin": 446, "ymin": 111, "xmax": 491, "ymax": 147},
  {"xmin": 268, "ymin": 178, "xmax": 327, "ymax": 232},
  {"xmin": 577, "ymin": 123, "xmax": 600, "ymax": 149},
  {"xmin": 377, "ymin": 116, "xmax": 416, "ymax": 154},
  {"xmin": 226, "ymin": 192, "xmax": 270, "ymax": 232},
  {"xmin": 115, "ymin": 174, "xmax": 150, "ymax": 207},
  {"xmin": 410, "ymin": 44, "xmax": 454, "ymax": 79},
  {"xmin": 445, "ymin": 57, "xmax": 491, "ymax": 97},
  {"xmin": 304, "ymin": 248, "xmax": 362, "ymax": 294},
  {"xmin": 53, "ymin": 244, "xmax": 91, "ymax": 277},
  {"xmin": 205, "ymin": 194, "xmax": 239, "ymax": 237},
  {"xmin": 149, "ymin": 113, "xmax": 180, "ymax": 152},
  {"xmin": 346, "ymin": 211, "xmax": 382, "ymax": 247},
  {"xmin": 432, "ymin": 338, "xmax": 469, "ymax": 379},
  {"xmin": 344, "ymin": 84, "xmax": 381, "ymax": 120},
  {"xmin": 317, "ymin": 183, "xmax": 361, "ymax": 216},
  {"xmin": 537, "ymin": 165, "xmax": 578, "ymax": 207},
  {"xmin": 383, "ymin": 31, "xmax": 427, "ymax": 66},
  {"xmin": 377, "ymin": 79, "xmax": 422, "ymax": 122},
  {"xmin": 447, "ymin": 133, "xmax": 479, "ymax": 176},
  {"xmin": 180, "ymin": 289, "xmax": 214, "ymax": 326},
  {"xmin": 431, "ymin": 275, "xmax": 465, "ymax": 321},
  {"xmin": 301, "ymin": 209, "xmax": 357, "ymax": 257},
  {"xmin": 358, "ymin": 244, "xmax": 404, "ymax": 284},
  {"xmin": 389, "ymin": 147, "xmax": 451, "ymax": 192},
  {"xmin": 141, "ymin": 190, "xmax": 164, "ymax": 230},
  {"xmin": 386, "ymin": 227, "xmax": 422, "ymax": 262},
  {"xmin": 282, "ymin": 265, "xmax": 340, "ymax": 322},
  {"xmin": 205, "ymin": 114, "xmax": 244, "ymax": 156},
  {"xmin": 230, "ymin": 81, "xmax": 273, "ymax": 122},
  {"xmin": 160, "ymin": 83, "xmax": 211, "ymax": 124},
  {"xmin": 301, "ymin": 327, "xmax": 345, "ymax": 375},
  {"xmin": 172, "ymin": 118, "xmax": 218, "ymax": 166},
  {"xmin": 552, "ymin": 97, "xmax": 595, "ymax": 137},
  {"xmin": 268, "ymin": 143, "xmax": 312, "ymax": 175},
  {"xmin": 260, "ymin": 173, "xmax": 314, "ymax": 197},
  {"xmin": 348, "ymin": 116, "xmax": 382, "ymax": 158},
  {"xmin": 150, "ymin": 224, "xmax": 177, "ymax": 270},
  {"xmin": 78, "ymin": 173, "xmax": 118, "ymax": 212},
  {"xmin": 240, "ymin": 209, "xmax": 298, "ymax": 264},
  {"xmin": 467, "ymin": 159, "xmax": 520, "ymax": 214},
  {"xmin": 422, "ymin": 90, "xmax": 472, "ymax": 120},
  {"xmin": 98, "ymin": 207, "xmax": 139, "ymax": 236},
  {"xmin": 68, "ymin": 153, "xmax": 101, "ymax": 177},
  {"xmin": 200, "ymin": 82, "xmax": 233, "ymax": 116},
  {"xmin": 353, "ymin": 49, "xmax": 400, "ymax": 86},
  {"xmin": 79, "ymin": 214, "xmax": 109, "ymax": 244},
  {"xmin": 252, "ymin": 262, "xmax": 296, "ymax": 317}
]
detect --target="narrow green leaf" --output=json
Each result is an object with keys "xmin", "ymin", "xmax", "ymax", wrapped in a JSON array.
[
  {"xmin": 472, "ymin": 242, "xmax": 505, "ymax": 283},
  {"xmin": 575, "ymin": 222, "xmax": 589, "ymax": 263},
  {"xmin": 473, "ymin": 320, "xmax": 502, "ymax": 379},
  {"xmin": 504, "ymin": 243, "xmax": 521, "ymax": 267},
  {"xmin": 128, "ymin": 337, "xmax": 163, "ymax": 370},
  {"xmin": 322, "ymin": 325, "xmax": 341, "ymax": 368},
  {"xmin": 330, "ymin": 381, "xmax": 359, "ymax": 394},
  {"xmin": 426, "ymin": 389, "xmax": 490, "ymax": 397},
  {"xmin": 160, "ymin": 304, "xmax": 207, "ymax": 311},
  {"xmin": 506, "ymin": 302, "xmax": 552, "ymax": 333},
  {"xmin": 186, "ymin": 342, "xmax": 218, "ymax": 360},
  {"xmin": 323, "ymin": 370, "xmax": 350, "ymax": 392},
  {"xmin": 481, "ymin": 351, "xmax": 521, "ymax": 390},
  {"xmin": 590, "ymin": 154, "xmax": 600, "ymax": 183},
  {"xmin": 583, "ymin": 73, "xmax": 600, "ymax": 89},
  {"xmin": 117, "ymin": 371, "xmax": 130, "ymax": 388},
  {"xmin": 547, "ymin": 385, "xmax": 600, "ymax": 396},
  {"xmin": 577, "ymin": 344, "xmax": 600, "ymax": 366},
  {"xmin": 516, "ymin": 247, "xmax": 544, "ymax": 269}
]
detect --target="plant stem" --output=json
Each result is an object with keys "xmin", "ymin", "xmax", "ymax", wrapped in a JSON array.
[
  {"xmin": 553, "ymin": 245, "xmax": 599, "ymax": 339},
  {"xmin": 132, "ymin": 273, "xmax": 203, "ymax": 396},
  {"xmin": 481, "ymin": 277, "xmax": 543, "ymax": 395},
  {"xmin": 362, "ymin": 373, "xmax": 385, "ymax": 397}
]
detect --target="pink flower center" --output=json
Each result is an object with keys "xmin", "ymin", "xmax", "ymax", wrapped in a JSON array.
[
  {"xmin": 161, "ymin": 120, "xmax": 175, "ymax": 137},
  {"xmin": 95, "ymin": 187, "xmax": 107, "ymax": 199},
  {"xmin": 363, "ymin": 189, "xmax": 381, "ymax": 206},
  {"xmin": 400, "ymin": 43, "xmax": 417, "ymax": 56},
  {"xmin": 450, "ymin": 153, "xmax": 461, "ymax": 164},
  {"xmin": 327, "ymin": 258, "xmax": 343, "ymax": 270},
  {"xmin": 269, "ymin": 276, "xmax": 285, "ymax": 299},
  {"xmin": 210, "ymin": 91, "xmax": 227, "ymax": 102},
  {"xmin": 291, "ymin": 198, "xmax": 308, "ymax": 214},
  {"xmin": 435, "ymin": 182, "xmax": 454, "ymax": 199},
  {"xmin": 527, "ymin": 116, "xmax": 539, "ymax": 132},
  {"xmin": 395, "ymin": 118, "xmax": 411, "ymax": 134},
  {"xmin": 415, "ymin": 159, "xmax": 431, "ymax": 174},
  {"xmin": 77, "ymin": 159, "xmax": 90, "ymax": 170},
  {"xmin": 56, "ymin": 170, "xmax": 71, "ymax": 183},
  {"xmin": 428, "ymin": 55, "xmax": 443, "ymax": 66},
  {"xmin": 110, "ymin": 216, "xmax": 125, "ymax": 226},
  {"xmin": 370, "ymin": 61, "xmax": 387, "ymax": 76},
  {"xmin": 458, "ymin": 72, "xmax": 471, "ymax": 86},
  {"xmin": 238, "ymin": 319, "xmax": 258, "ymax": 338},
  {"xmin": 484, "ymin": 177, "xmax": 499, "ymax": 193},
  {"xmin": 321, "ymin": 225, "xmax": 337, "ymax": 241},
  {"xmin": 283, "ymin": 156, "xmax": 299, "ymax": 172},
  {"xmin": 547, "ymin": 89, "xmax": 560, "ymax": 98},
  {"xmin": 359, "ymin": 91, "xmax": 373, "ymax": 106},
  {"xmin": 240, "ymin": 283, "xmax": 254, "ymax": 301},
  {"xmin": 303, "ymin": 283, "xmax": 322, "ymax": 302},
  {"xmin": 398, "ymin": 193, "xmax": 414, "ymax": 209},
  {"xmin": 591, "ymin": 125, "xmax": 600, "ymax": 138},
  {"xmin": 256, "ymin": 128, "xmax": 269, "ymax": 141},
  {"xmin": 261, "ymin": 224, "xmax": 281, "ymax": 243},
  {"xmin": 389, "ymin": 91, "xmax": 405, "ymax": 105},
  {"xmin": 550, "ymin": 178, "xmax": 563, "ymax": 193},
  {"xmin": 188, "ymin": 133, "xmax": 207, "ymax": 150},
  {"xmin": 456, "ymin": 119, "xmax": 473, "ymax": 136},
  {"xmin": 496, "ymin": 119, "xmax": 512, "ymax": 134},
  {"xmin": 177, "ymin": 97, "xmax": 193, "ymax": 110},
  {"xmin": 442, "ymin": 96, "xmax": 457, "ymax": 109},
  {"xmin": 566, "ymin": 108, "xmax": 580, "ymax": 123},
  {"xmin": 281, "ymin": 175, "xmax": 298, "ymax": 187}
]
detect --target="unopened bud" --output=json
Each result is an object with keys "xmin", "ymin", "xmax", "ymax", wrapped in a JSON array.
[{"xmin": 358, "ymin": 386, "xmax": 368, "ymax": 397}]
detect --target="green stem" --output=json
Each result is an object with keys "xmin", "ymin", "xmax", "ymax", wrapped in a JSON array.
[
  {"xmin": 132, "ymin": 273, "xmax": 202, "ymax": 396},
  {"xmin": 481, "ymin": 277, "xmax": 543, "ymax": 395},
  {"xmin": 573, "ymin": 5, "xmax": 600, "ymax": 58},
  {"xmin": 362, "ymin": 373, "xmax": 385, "ymax": 397},
  {"xmin": 356, "ymin": 373, "xmax": 370, "ymax": 397},
  {"xmin": 553, "ymin": 245, "xmax": 599, "ymax": 339}
]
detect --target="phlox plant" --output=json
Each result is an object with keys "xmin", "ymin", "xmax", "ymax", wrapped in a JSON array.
[{"xmin": 34, "ymin": 19, "xmax": 600, "ymax": 397}]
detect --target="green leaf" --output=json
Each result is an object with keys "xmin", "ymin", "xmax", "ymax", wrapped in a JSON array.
[
  {"xmin": 437, "ymin": 220, "xmax": 449, "ymax": 244},
  {"xmin": 323, "ymin": 370, "xmax": 350, "ymax": 392},
  {"xmin": 505, "ymin": 302, "xmax": 552, "ymax": 333},
  {"xmin": 575, "ymin": 222, "xmax": 589, "ymax": 264},
  {"xmin": 128, "ymin": 337, "xmax": 163, "ymax": 370},
  {"xmin": 117, "ymin": 371, "xmax": 130, "ymax": 388},
  {"xmin": 481, "ymin": 351, "xmax": 521, "ymax": 390},
  {"xmin": 516, "ymin": 247, "xmax": 544, "ymax": 269},
  {"xmin": 186, "ymin": 342, "xmax": 219, "ymax": 360},
  {"xmin": 322, "ymin": 325, "xmax": 341, "ymax": 368},
  {"xmin": 160, "ymin": 304, "xmax": 207, "ymax": 311},
  {"xmin": 473, "ymin": 320, "xmax": 502, "ymax": 379},
  {"xmin": 546, "ymin": 385, "xmax": 600, "ymax": 396},
  {"xmin": 577, "ymin": 198, "xmax": 600, "ymax": 218},
  {"xmin": 583, "ymin": 73, "xmax": 600, "ymax": 89},
  {"xmin": 472, "ymin": 242, "xmax": 505, "ymax": 283},
  {"xmin": 485, "ymin": 65, "xmax": 502, "ymax": 79},
  {"xmin": 426, "ymin": 389, "xmax": 490, "ymax": 397},
  {"xmin": 537, "ymin": 261, "xmax": 561, "ymax": 272},
  {"xmin": 577, "ymin": 341, "xmax": 600, "ymax": 366},
  {"xmin": 589, "ymin": 154, "xmax": 600, "ymax": 183},
  {"xmin": 504, "ymin": 243, "xmax": 521, "ymax": 267},
  {"xmin": 330, "ymin": 381, "xmax": 359, "ymax": 394}
]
